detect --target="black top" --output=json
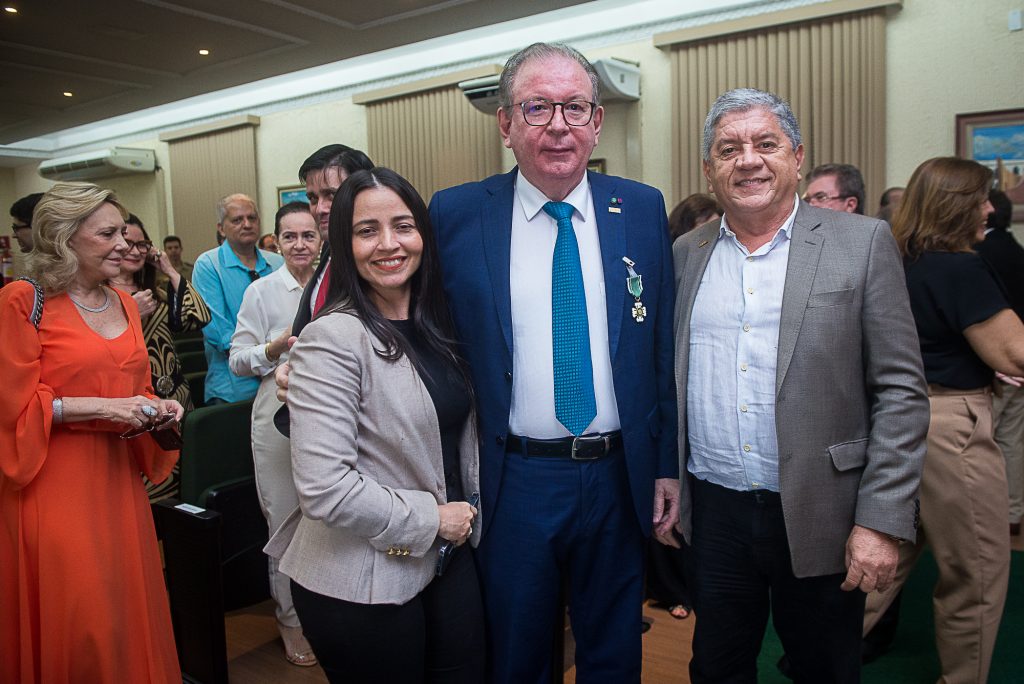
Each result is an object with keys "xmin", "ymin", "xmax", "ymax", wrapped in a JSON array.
[
  {"xmin": 976, "ymin": 229, "xmax": 1024, "ymax": 322},
  {"xmin": 904, "ymin": 250, "xmax": 1009, "ymax": 389},
  {"xmin": 391, "ymin": 318, "xmax": 471, "ymax": 503}
]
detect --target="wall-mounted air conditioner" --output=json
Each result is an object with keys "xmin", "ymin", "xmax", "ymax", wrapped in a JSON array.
[
  {"xmin": 459, "ymin": 58, "xmax": 641, "ymax": 115},
  {"xmin": 38, "ymin": 147, "xmax": 157, "ymax": 181}
]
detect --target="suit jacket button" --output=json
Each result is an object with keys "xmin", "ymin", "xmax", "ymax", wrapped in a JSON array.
[
  {"xmin": 505, "ymin": 371, "xmax": 512, "ymax": 381},
  {"xmin": 496, "ymin": 435, "xmax": 504, "ymax": 445}
]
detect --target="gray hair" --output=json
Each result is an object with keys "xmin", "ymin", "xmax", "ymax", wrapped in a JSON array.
[
  {"xmin": 498, "ymin": 42, "xmax": 601, "ymax": 111},
  {"xmin": 702, "ymin": 88, "xmax": 801, "ymax": 162},
  {"xmin": 216, "ymin": 193, "xmax": 257, "ymax": 223},
  {"xmin": 25, "ymin": 182, "xmax": 128, "ymax": 293}
]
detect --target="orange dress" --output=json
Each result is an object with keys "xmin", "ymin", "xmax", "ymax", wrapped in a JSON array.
[{"xmin": 0, "ymin": 282, "xmax": 181, "ymax": 683}]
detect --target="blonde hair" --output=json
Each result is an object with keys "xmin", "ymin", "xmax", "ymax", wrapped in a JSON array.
[
  {"xmin": 25, "ymin": 182, "xmax": 128, "ymax": 293},
  {"xmin": 893, "ymin": 157, "xmax": 991, "ymax": 259}
]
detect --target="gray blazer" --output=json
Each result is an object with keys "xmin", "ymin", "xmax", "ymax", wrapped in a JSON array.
[
  {"xmin": 673, "ymin": 203, "xmax": 930, "ymax": 577},
  {"xmin": 264, "ymin": 311, "xmax": 480, "ymax": 604}
]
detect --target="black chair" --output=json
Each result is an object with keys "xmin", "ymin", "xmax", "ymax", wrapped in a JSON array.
[
  {"xmin": 177, "ymin": 350, "xmax": 207, "ymax": 376},
  {"xmin": 185, "ymin": 371, "xmax": 206, "ymax": 409},
  {"xmin": 155, "ymin": 399, "xmax": 267, "ymax": 684},
  {"xmin": 174, "ymin": 336, "xmax": 205, "ymax": 355}
]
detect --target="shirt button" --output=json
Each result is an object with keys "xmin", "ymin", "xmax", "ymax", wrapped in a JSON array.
[
  {"xmin": 743, "ymin": 444, "xmax": 751, "ymax": 452},
  {"xmin": 746, "ymin": 287, "xmax": 754, "ymax": 294},
  {"xmin": 740, "ymin": 363, "xmax": 748, "ymax": 371},
  {"xmin": 742, "ymin": 323, "xmax": 751, "ymax": 332},
  {"xmin": 752, "ymin": 482, "xmax": 761, "ymax": 488},
  {"xmin": 740, "ymin": 404, "xmax": 748, "ymax": 412},
  {"xmin": 746, "ymin": 256, "xmax": 753, "ymax": 262}
]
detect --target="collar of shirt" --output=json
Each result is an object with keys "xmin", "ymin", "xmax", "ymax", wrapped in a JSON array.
[
  {"xmin": 278, "ymin": 265, "xmax": 303, "ymax": 292},
  {"xmin": 719, "ymin": 193, "xmax": 800, "ymax": 256},
  {"xmin": 515, "ymin": 171, "xmax": 592, "ymax": 224},
  {"xmin": 218, "ymin": 240, "xmax": 271, "ymax": 273}
]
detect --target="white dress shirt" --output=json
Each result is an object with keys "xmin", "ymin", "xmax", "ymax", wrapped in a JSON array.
[
  {"xmin": 229, "ymin": 265, "xmax": 305, "ymax": 378},
  {"xmin": 686, "ymin": 197, "xmax": 799, "ymax": 492},
  {"xmin": 508, "ymin": 173, "xmax": 620, "ymax": 438}
]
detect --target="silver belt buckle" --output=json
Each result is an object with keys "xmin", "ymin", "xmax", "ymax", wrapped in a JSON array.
[{"xmin": 571, "ymin": 434, "xmax": 607, "ymax": 461}]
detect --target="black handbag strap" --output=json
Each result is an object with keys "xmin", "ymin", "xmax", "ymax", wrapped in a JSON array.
[{"xmin": 16, "ymin": 277, "xmax": 44, "ymax": 329}]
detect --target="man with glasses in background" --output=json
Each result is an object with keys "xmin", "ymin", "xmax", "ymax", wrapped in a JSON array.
[
  {"xmin": 9, "ymin": 192, "xmax": 43, "ymax": 253},
  {"xmin": 803, "ymin": 163, "xmax": 865, "ymax": 215},
  {"xmin": 429, "ymin": 42, "xmax": 678, "ymax": 683},
  {"xmin": 193, "ymin": 193, "xmax": 282, "ymax": 404}
]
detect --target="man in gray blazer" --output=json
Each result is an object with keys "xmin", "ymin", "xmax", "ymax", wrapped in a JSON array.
[{"xmin": 672, "ymin": 88, "xmax": 929, "ymax": 683}]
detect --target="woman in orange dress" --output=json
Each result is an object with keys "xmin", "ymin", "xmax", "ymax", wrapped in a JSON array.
[{"xmin": 0, "ymin": 182, "xmax": 183, "ymax": 683}]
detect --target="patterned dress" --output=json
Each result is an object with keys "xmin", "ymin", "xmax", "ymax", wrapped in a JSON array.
[{"xmin": 134, "ymin": 278, "xmax": 211, "ymax": 501}]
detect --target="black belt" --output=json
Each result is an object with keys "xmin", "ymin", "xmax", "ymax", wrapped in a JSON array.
[{"xmin": 506, "ymin": 431, "xmax": 622, "ymax": 460}]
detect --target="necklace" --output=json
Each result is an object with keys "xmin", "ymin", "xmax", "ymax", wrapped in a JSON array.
[{"xmin": 69, "ymin": 287, "xmax": 111, "ymax": 313}]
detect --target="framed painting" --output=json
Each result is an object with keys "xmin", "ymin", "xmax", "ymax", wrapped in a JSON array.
[
  {"xmin": 277, "ymin": 185, "xmax": 308, "ymax": 207},
  {"xmin": 587, "ymin": 158, "xmax": 606, "ymax": 174},
  {"xmin": 956, "ymin": 108, "xmax": 1024, "ymax": 222}
]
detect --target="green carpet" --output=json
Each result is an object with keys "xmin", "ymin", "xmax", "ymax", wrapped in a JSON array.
[{"xmin": 756, "ymin": 550, "xmax": 1024, "ymax": 683}]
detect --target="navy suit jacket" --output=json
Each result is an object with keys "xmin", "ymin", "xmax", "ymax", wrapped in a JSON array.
[{"xmin": 429, "ymin": 168, "xmax": 677, "ymax": 536}]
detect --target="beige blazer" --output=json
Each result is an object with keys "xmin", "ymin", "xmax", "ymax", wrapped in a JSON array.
[
  {"xmin": 264, "ymin": 311, "xmax": 480, "ymax": 605},
  {"xmin": 673, "ymin": 203, "xmax": 930, "ymax": 577}
]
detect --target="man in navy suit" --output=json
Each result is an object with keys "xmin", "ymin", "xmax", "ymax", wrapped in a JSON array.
[{"xmin": 429, "ymin": 42, "xmax": 678, "ymax": 683}]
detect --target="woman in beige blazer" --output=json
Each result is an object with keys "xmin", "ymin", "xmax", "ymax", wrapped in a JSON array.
[{"xmin": 265, "ymin": 167, "xmax": 483, "ymax": 684}]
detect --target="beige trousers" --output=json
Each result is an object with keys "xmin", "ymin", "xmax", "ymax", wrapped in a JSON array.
[
  {"xmin": 992, "ymin": 383, "xmax": 1024, "ymax": 524},
  {"xmin": 864, "ymin": 388, "xmax": 1010, "ymax": 684}
]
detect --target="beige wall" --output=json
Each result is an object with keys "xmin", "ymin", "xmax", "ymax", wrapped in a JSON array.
[
  {"xmin": 255, "ymin": 99, "xmax": 368, "ymax": 232},
  {"xmin": 885, "ymin": 0, "xmax": 1024, "ymax": 191}
]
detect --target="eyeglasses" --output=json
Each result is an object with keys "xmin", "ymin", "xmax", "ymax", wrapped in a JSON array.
[
  {"xmin": 12, "ymin": 223, "xmax": 30, "ymax": 232},
  {"xmin": 518, "ymin": 99, "xmax": 596, "ymax": 127},
  {"xmin": 124, "ymin": 239, "xmax": 153, "ymax": 253},
  {"xmin": 803, "ymin": 192, "xmax": 849, "ymax": 205}
]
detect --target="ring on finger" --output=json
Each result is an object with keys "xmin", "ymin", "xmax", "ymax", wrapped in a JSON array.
[{"xmin": 141, "ymin": 405, "xmax": 158, "ymax": 418}]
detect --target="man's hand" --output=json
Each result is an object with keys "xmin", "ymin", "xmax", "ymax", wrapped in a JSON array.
[
  {"xmin": 652, "ymin": 478, "xmax": 681, "ymax": 548},
  {"xmin": 841, "ymin": 524, "xmax": 899, "ymax": 593},
  {"xmin": 273, "ymin": 336, "xmax": 298, "ymax": 402}
]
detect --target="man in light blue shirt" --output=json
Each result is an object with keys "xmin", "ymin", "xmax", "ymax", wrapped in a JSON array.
[{"xmin": 193, "ymin": 193, "xmax": 283, "ymax": 404}]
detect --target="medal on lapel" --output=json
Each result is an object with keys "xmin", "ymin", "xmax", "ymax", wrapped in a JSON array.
[{"xmin": 622, "ymin": 257, "xmax": 646, "ymax": 323}]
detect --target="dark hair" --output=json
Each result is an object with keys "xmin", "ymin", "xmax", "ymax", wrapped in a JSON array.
[
  {"xmin": 879, "ymin": 186, "xmax": 904, "ymax": 207},
  {"xmin": 320, "ymin": 167, "xmax": 470, "ymax": 389},
  {"xmin": 668, "ymin": 194, "xmax": 722, "ymax": 241},
  {"xmin": 275, "ymin": 201, "xmax": 312, "ymax": 236},
  {"xmin": 163, "ymin": 235, "xmax": 182, "ymax": 247},
  {"xmin": 124, "ymin": 214, "xmax": 157, "ymax": 292},
  {"xmin": 10, "ymin": 192, "xmax": 44, "ymax": 225},
  {"xmin": 806, "ymin": 163, "xmax": 865, "ymax": 214},
  {"xmin": 893, "ymin": 157, "xmax": 992, "ymax": 258},
  {"xmin": 298, "ymin": 144, "xmax": 375, "ymax": 185},
  {"xmin": 988, "ymin": 190, "xmax": 1012, "ymax": 231}
]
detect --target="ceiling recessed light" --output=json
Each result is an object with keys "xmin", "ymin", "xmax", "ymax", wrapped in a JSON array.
[
  {"xmin": 198, "ymin": 49, "xmax": 210, "ymax": 56},
  {"xmin": 63, "ymin": 91, "xmax": 73, "ymax": 97},
  {"xmin": 4, "ymin": 7, "xmax": 18, "ymax": 13}
]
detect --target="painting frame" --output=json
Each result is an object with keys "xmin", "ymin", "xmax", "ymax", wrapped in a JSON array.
[
  {"xmin": 277, "ymin": 184, "xmax": 308, "ymax": 207},
  {"xmin": 956, "ymin": 108, "xmax": 1024, "ymax": 223},
  {"xmin": 587, "ymin": 158, "xmax": 606, "ymax": 174}
]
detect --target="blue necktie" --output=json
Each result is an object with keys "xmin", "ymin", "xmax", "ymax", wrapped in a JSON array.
[{"xmin": 543, "ymin": 201, "xmax": 597, "ymax": 436}]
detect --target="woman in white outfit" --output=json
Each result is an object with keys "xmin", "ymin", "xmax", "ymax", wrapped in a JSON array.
[{"xmin": 229, "ymin": 201, "xmax": 321, "ymax": 666}]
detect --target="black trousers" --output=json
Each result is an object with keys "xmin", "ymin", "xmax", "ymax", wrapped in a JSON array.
[
  {"xmin": 290, "ymin": 546, "xmax": 485, "ymax": 684},
  {"xmin": 687, "ymin": 479, "xmax": 865, "ymax": 684}
]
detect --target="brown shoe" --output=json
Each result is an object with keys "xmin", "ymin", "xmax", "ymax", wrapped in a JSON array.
[{"xmin": 280, "ymin": 625, "xmax": 317, "ymax": 667}]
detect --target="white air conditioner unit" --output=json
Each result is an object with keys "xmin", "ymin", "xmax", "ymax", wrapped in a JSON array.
[
  {"xmin": 38, "ymin": 147, "xmax": 157, "ymax": 181},
  {"xmin": 459, "ymin": 58, "xmax": 641, "ymax": 115}
]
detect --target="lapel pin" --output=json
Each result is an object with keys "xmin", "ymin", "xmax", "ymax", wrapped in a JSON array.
[
  {"xmin": 622, "ymin": 257, "xmax": 646, "ymax": 323},
  {"xmin": 698, "ymin": 239, "xmax": 709, "ymax": 248},
  {"xmin": 608, "ymin": 196, "xmax": 623, "ymax": 214}
]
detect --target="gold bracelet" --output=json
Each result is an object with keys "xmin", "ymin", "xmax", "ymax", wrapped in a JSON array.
[{"xmin": 265, "ymin": 342, "xmax": 276, "ymax": 361}]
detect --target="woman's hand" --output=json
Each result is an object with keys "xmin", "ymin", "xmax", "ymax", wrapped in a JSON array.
[
  {"xmin": 151, "ymin": 250, "xmax": 182, "ymax": 291},
  {"xmin": 437, "ymin": 501, "xmax": 478, "ymax": 545},
  {"xmin": 102, "ymin": 395, "xmax": 167, "ymax": 428},
  {"xmin": 132, "ymin": 289, "xmax": 157, "ymax": 318},
  {"xmin": 153, "ymin": 399, "xmax": 185, "ymax": 427}
]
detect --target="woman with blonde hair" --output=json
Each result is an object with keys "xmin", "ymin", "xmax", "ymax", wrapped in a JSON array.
[
  {"xmin": 0, "ymin": 182, "xmax": 182, "ymax": 683},
  {"xmin": 863, "ymin": 157, "xmax": 1024, "ymax": 684}
]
